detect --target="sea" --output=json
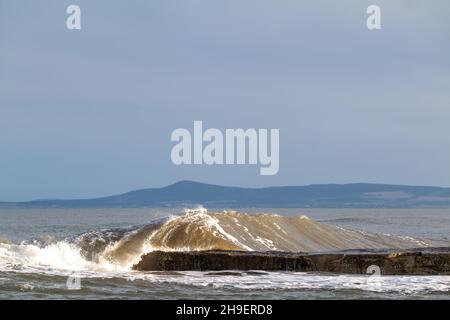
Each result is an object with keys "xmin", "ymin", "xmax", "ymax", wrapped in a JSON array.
[{"xmin": 0, "ymin": 207, "xmax": 449, "ymax": 300}]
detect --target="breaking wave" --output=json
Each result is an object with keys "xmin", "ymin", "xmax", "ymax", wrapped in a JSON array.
[{"xmin": 0, "ymin": 208, "xmax": 443, "ymax": 273}]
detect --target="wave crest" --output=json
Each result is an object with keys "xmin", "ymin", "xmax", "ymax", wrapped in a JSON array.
[{"xmin": 0, "ymin": 209, "xmax": 439, "ymax": 272}]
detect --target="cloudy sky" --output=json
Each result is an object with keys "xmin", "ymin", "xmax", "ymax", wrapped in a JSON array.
[{"xmin": 1, "ymin": 0, "xmax": 449, "ymax": 201}]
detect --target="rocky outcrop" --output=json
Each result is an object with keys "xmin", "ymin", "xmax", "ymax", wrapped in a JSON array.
[{"xmin": 133, "ymin": 248, "xmax": 450, "ymax": 275}]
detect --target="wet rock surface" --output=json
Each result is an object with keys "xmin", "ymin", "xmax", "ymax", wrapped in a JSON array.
[{"xmin": 133, "ymin": 248, "xmax": 450, "ymax": 275}]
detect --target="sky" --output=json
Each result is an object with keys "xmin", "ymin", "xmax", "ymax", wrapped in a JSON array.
[{"xmin": 0, "ymin": 0, "xmax": 449, "ymax": 201}]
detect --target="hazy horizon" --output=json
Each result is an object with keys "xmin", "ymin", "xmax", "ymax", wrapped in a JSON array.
[{"xmin": 1, "ymin": 179, "xmax": 450, "ymax": 203}]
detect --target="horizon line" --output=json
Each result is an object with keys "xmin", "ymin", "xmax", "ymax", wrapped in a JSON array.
[{"xmin": 1, "ymin": 180, "xmax": 450, "ymax": 203}]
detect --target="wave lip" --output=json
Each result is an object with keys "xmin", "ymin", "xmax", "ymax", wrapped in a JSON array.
[{"xmin": 140, "ymin": 209, "xmax": 437, "ymax": 252}]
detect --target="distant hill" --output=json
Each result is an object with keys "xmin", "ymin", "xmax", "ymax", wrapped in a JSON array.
[{"xmin": 2, "ymin": 181, "xmax": 450, "ymax": 208}]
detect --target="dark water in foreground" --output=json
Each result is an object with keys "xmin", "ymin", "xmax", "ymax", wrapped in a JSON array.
[{"xmin": 0, "ymin": 208, "xmax": 449, "ymax": 299}]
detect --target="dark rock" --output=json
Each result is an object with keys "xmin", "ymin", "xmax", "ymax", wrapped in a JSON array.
[
  {"xmin": 133, "ymin": 248, "xmax": 450, "ymax": 275},
  {"xmin": 205, "ymin": 271, "xmax": 243, "ymax": 276}
]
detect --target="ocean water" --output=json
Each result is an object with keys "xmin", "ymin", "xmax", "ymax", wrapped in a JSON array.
[{"xmin": 0, "ymin": 207, "xmax": 449, "ymax": 300}]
